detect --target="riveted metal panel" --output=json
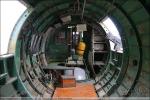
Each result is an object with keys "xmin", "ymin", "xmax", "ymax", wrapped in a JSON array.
[
  {"xmin": 122, "ymin": 1, "xmax": 142, "ymax": 14},
  {"xmin": 128, "ymin": 46, "xmax": 140, "ymax": 58},
  {"xmin": 142, "ymin": 60, "xmax": 150, "ymax": 73},
  {"xmin": 130, "ymin": 8, "xmax": 150, "ymax": 24},
  {"xmin": 136, "ymin": 21, "xmax": 150, "ymax": 34},
  {"xmin": 127, "ymin": 36, "xmax": 139, "ymax": 46},
  {"xmin": 141, "ymin": 35, "xmax": 150, "ymax": 46},
  {"xmin": 142, "ymin": 47, "xmax": 150, "ymax": 60}
]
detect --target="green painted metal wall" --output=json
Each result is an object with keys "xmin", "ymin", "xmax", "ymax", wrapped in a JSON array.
[{"xmin": 0, "ymin": 0, "xmax": 149, "ymax": 98}]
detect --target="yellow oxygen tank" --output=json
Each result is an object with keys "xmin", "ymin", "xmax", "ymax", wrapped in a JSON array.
[{"xmin": 76, "ymin": 41, "xmax": 86, "ymax": 56}]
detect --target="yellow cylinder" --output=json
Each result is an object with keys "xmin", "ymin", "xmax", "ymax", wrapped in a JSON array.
[{"xmin": 76, "ymin": 42, "xmax": 86, "ymax": 56}]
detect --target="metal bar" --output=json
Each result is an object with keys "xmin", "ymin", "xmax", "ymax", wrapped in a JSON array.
[{"xmin": 42, "ymin": 66, "xmax": 75, "ymax": 70}]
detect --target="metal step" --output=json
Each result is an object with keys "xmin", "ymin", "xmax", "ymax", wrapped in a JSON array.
[
  {"xmin": 32, "ymin": 79, "xmax": 40, "ymax": 87},
  {"xmin": 43, "ymin": 91, "xmax": 53, "ymax": 98},
  {"xmin": 100, "ymin": 80, "xmax": 105, "ymax": 86},
  {"xmin": 5, "ymin": 77, "xmax": 17, "ymax": 85},
  {"xmin": 94, "ymin": 50, "xmax": 108, "ymax": 53},
  {"xmin": 117, "ymin": 84, "xmax": 129, "ymax": 96},
  {"xmin": 95, "ymin": 76, "xmax": 99, "ymax": 82},
  {"xmin": 41, "ymin": 87, "xmax": 47, "ymax": 94},
  {"xmin": 26, "ymin": 82, "xmax": 39, "ymax": 97},
  {"xmin": 97, "ymin": 89, "xmax": 106, "ymax": 97},
  {"xmin": 96, "ymin": 83, "xmax": 108, "ymax": 97},
  {"xmin": 0, "ymin": 73, "xmax": 7, "ymax": 80},
  {"xmin": 109, "ymin": 61, "xmax": 115, "ymax": 66},
  {"xmin": 105, "ymin": 74, "xmax": 111, "ymax": 80},
  {"xmin": 96, "ymin": 78, "xmax": 110, "ymax": 92},
  {"xmin": 116, "ymin": 67, "xmax": 121, "ymax": 71},
  {"xmin": 103, "ymin": 78, "xmax": 108, "ymax": 84},
  {"xmin": 113, "ymin": 59, "xmax": 118, "ymax": 62},
  {"xmin": 94, "ymin": 61, "xmax": 105, "ymax": 65},
  {"xmin": 95, "ymin": 70, "xmax": 113, "ymax": 85},
  {"xmin": 0, "ymin": 54, "xmax": 14, "ymax": 59},
  {"xmin": 106, "ymin": 83, "xmax": 112, "ymax": 90},
  {"xmin": 109, "ymin": 61, "xmax": 121, "ymax": 71},
  {"xmin": 37, "ymin": 83, "xmax": 45, "ymax": 93},
  {"xmin": 95, "ymin": 84, "xmax": 102, "ymax": 90}
]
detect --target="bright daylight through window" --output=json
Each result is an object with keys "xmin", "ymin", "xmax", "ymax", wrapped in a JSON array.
[
  {"xmin": 0, "ymin": 0, "xmax": 26, "ymax": 55},
  {"xmin": 100, "ymin": 17, "xmax": 123, "ymax": 53}
]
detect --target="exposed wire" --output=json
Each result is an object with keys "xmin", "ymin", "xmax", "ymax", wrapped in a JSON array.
[
  {"xmin": 81, "ymin": 0, "xmax": 86, "ymax": 21},
  {"xmin": 77, "ymin": 0, "xmax": 80, "ymax": 11},
  {"xmin": 74, "ymin": 0, "xmax": 80, "ymax": 12}
]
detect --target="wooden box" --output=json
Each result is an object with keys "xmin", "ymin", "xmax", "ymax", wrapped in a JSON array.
[{"xmin": 61, "ymin": 75, "xmax": 76, "ymax": 88}]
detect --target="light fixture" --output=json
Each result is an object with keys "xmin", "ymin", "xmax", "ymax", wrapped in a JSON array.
[{"xmin": 76, "ymin": 24, "xmax": 87, "ymax": 32}]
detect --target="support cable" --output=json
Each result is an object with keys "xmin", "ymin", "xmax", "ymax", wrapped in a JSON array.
[{"xmin": 81, "ymin": 0, "xmax": 86, "ymax": 21}]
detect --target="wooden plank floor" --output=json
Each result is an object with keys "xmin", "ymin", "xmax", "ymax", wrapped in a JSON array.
[{"xmin": 53, "ymin": 83, "xmax": 97, "ymax": 99}]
